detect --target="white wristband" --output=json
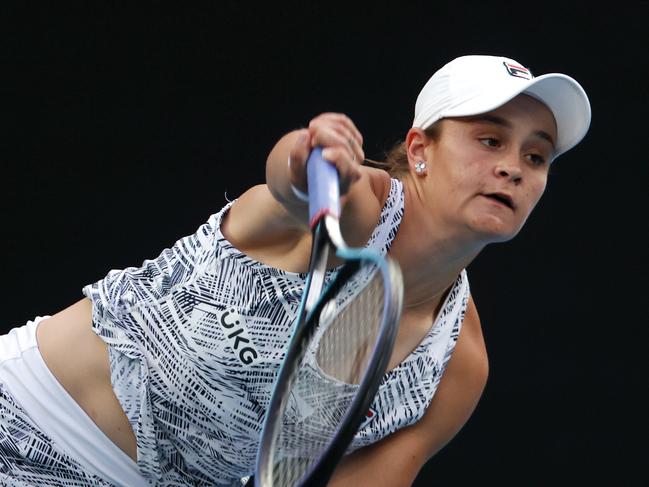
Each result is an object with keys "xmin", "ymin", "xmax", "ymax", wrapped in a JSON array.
[
  {"xmin": 290, "ymin": 183, "xmax": 310, "ymax": 202},
  {"xmin": 288, "ymin": 155, "xmax": 309, "ymax": 202}
]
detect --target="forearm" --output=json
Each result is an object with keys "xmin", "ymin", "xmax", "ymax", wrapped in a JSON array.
[{"xmin": 327, "ymin": 434, "xmax": 425, "ymax": 487}]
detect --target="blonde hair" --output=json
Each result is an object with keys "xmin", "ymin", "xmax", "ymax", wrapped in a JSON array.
[{"xmin": 363, "ymin": 122, "xmax": 442, "ymax": 178}]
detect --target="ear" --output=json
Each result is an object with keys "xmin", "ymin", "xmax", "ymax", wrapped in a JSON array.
[{"xmin": 405, "ymin": 128, "xmax": 432, "ymax": 169}]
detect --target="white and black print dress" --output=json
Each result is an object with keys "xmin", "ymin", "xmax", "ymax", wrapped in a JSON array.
[{"xmin": 1, "ymin": 179, "xmax": 469, "ymax": 486}]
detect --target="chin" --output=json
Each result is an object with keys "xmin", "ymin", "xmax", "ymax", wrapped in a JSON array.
[
  {"xmin": 489, "ymin": 233, "xmax": 517, "ymax": 244},
  {"xmin": 469, "ymin": 218, "xmax": 522, "ymax": 244}
]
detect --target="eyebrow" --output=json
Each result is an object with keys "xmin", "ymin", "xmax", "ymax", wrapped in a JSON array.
[{"xmin": 466, "ymin": 114, "xmax": 556, "ymax": 152}]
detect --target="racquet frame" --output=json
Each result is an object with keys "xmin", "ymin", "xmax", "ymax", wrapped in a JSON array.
[{"xmin": 254, "ymin": 148, "xmax": 403, "ymax": 487}]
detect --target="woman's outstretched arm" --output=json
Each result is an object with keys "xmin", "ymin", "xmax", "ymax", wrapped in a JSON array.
[{"xmin": 221, "ymin": 113, "xmax": 389, "ymax": 271}]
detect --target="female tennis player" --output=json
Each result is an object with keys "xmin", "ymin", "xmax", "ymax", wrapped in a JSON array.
[{"xmin": 1, "ymin": 55, "xmax": 591, "ymax": 486}]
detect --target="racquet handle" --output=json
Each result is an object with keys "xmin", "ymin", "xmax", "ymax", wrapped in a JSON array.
[{"xmin": 306, "ymin": 146, "xmax": 341, "ymax": 228}]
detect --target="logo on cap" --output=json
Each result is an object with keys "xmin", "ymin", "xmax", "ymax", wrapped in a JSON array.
[{"xmin": 503, "ymin": 62, "xmax": 533, "ymax": 80}]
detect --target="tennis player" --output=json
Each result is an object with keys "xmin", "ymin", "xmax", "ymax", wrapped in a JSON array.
[{"xmin": 1, "ymin": 55, "xmax": 591, "ymax": 486}]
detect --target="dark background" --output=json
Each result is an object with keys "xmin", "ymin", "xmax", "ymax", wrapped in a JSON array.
[{"xmin": 2, "ymin": 2, "xmax": 647, "ymax": 485}]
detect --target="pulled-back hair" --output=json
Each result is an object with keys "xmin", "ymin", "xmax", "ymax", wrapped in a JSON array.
[{"xmin": 363, "ymin": 122, "xmax": 442, "ymax": 178}]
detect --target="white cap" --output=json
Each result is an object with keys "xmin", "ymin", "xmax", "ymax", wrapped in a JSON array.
[{"xmin": 412, "ymin": 55, "xmax": 592, "ymax": 157}]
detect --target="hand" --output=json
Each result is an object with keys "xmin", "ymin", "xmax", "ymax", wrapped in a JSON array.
[{"xmin": 288, "ymin": 113, "xmax": 365, "ymax": 196}]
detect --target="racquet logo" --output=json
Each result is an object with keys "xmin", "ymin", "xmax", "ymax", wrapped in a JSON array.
[
  {"xmin": 359, "ymin": 407, "xmax": 377, "ymax": 429},
  {"xmin": 503, "ymin": 61, "xmax": 533, "ymax": 80}
]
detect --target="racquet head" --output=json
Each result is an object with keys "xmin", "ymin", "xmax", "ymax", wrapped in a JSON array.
[{"xmin": 255, "ymin": 148, "xmax": 404, "ymax": 487}]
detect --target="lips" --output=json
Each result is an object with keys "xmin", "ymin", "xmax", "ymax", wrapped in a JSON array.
[{"xmin": 482, "ymin": 192, "xmax": 514, "ymax": 210}]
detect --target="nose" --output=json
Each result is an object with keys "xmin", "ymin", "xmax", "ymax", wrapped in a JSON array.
[{"xmin": 494, "ymin": 156, "xmax": 523, "ymax": 184}]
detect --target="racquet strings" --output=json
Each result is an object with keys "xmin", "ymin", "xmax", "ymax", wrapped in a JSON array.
[{"xmin": 271, "ymin": 262, "xmax": 386, "ymax": 486}]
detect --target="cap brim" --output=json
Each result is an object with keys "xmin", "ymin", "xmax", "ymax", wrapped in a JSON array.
[
  {"xmin": 442, "ymin": 73, "xmax": 591, "ymax": 157},
  {"xmin": 523, "ymin": 73, "xmax": 592, "ymax": 156}
]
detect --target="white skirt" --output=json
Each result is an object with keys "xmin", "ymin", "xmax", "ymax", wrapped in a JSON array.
[{"xmin": 0, "ymin": 315, "xmax": 149, "ymax": 486}]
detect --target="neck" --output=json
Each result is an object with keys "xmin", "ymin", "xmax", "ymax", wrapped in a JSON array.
[{"xmin": 390, "ymin": 177, "xmax": 484, "ymax": 313}]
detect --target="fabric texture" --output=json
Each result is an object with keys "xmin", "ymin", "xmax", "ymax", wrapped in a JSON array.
[{"xmin": 80, "ymin": 178, "xmax": 470, "ymax": 485}]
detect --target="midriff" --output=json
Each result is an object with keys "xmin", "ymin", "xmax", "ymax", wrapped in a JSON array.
[{"xmin": 35, "ymin": 297, "xmax": 137, "ymax": 462}]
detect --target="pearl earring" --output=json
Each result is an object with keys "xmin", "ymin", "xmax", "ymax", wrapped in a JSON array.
[{"xmin": 415, "ymin": 161, "xmax": 426, "ymax": 174}]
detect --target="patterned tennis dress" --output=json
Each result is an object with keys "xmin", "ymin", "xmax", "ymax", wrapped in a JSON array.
[{"xmin": 1, "ymin": 178, "xmax": 469, "ymax": 486}]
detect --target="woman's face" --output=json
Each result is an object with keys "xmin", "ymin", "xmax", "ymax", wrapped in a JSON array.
[{"xmin": 423, "ymin": 93, "xmax": 558, "ymax": 243}]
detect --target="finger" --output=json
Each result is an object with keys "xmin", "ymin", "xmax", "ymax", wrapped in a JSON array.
[
  {"xmin": 308, "ymin": 126, "xmax": 363, "ymax": 165},
  {"xmin": 308, "ymin": 125, "xmax": 351, "ymax": 153},
  {"xmin": 345, "ymin": 135, "xmax": 365, "ymax": 166},
  {"xmin": 323, "ymin": 123, "xmax": 362, "ymax": 158},
  {"xmin": 309, "ymin": 113, "xmax": 364, "ymax": 147},
  {"xmin": 307, "ymin": 120, "xmax": 352, "ymax": 152},
  {"xmin": 317, "ymin": 114, "xmax": 363, "ymax": 148},
  {"xmin": 321, "ymin": 146, "xmax": 362, "ymax": 194}
]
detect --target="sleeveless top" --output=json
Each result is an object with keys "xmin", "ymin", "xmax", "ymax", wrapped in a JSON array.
[{"xmin": 82, "ymin": 179, "xmax": 470, "ymax": 486}]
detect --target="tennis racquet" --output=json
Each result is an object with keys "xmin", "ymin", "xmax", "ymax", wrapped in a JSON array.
[{"xmin": 253, "ymin": 147, "xmax": 404, "ymax": 487}]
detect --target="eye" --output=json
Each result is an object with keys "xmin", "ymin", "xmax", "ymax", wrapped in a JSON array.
[
  {"xmin": 527, "ymin": 153, "xmax": 547, "ymax": 166},
  {"xmin": 479, "ymin": 137, "xmax": 500, "ymax": 148}
]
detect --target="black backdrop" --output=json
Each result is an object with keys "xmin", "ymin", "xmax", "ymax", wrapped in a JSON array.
[{"xmin": 2, "ymin": 2, "xmax": 647, "ymax": 485}]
